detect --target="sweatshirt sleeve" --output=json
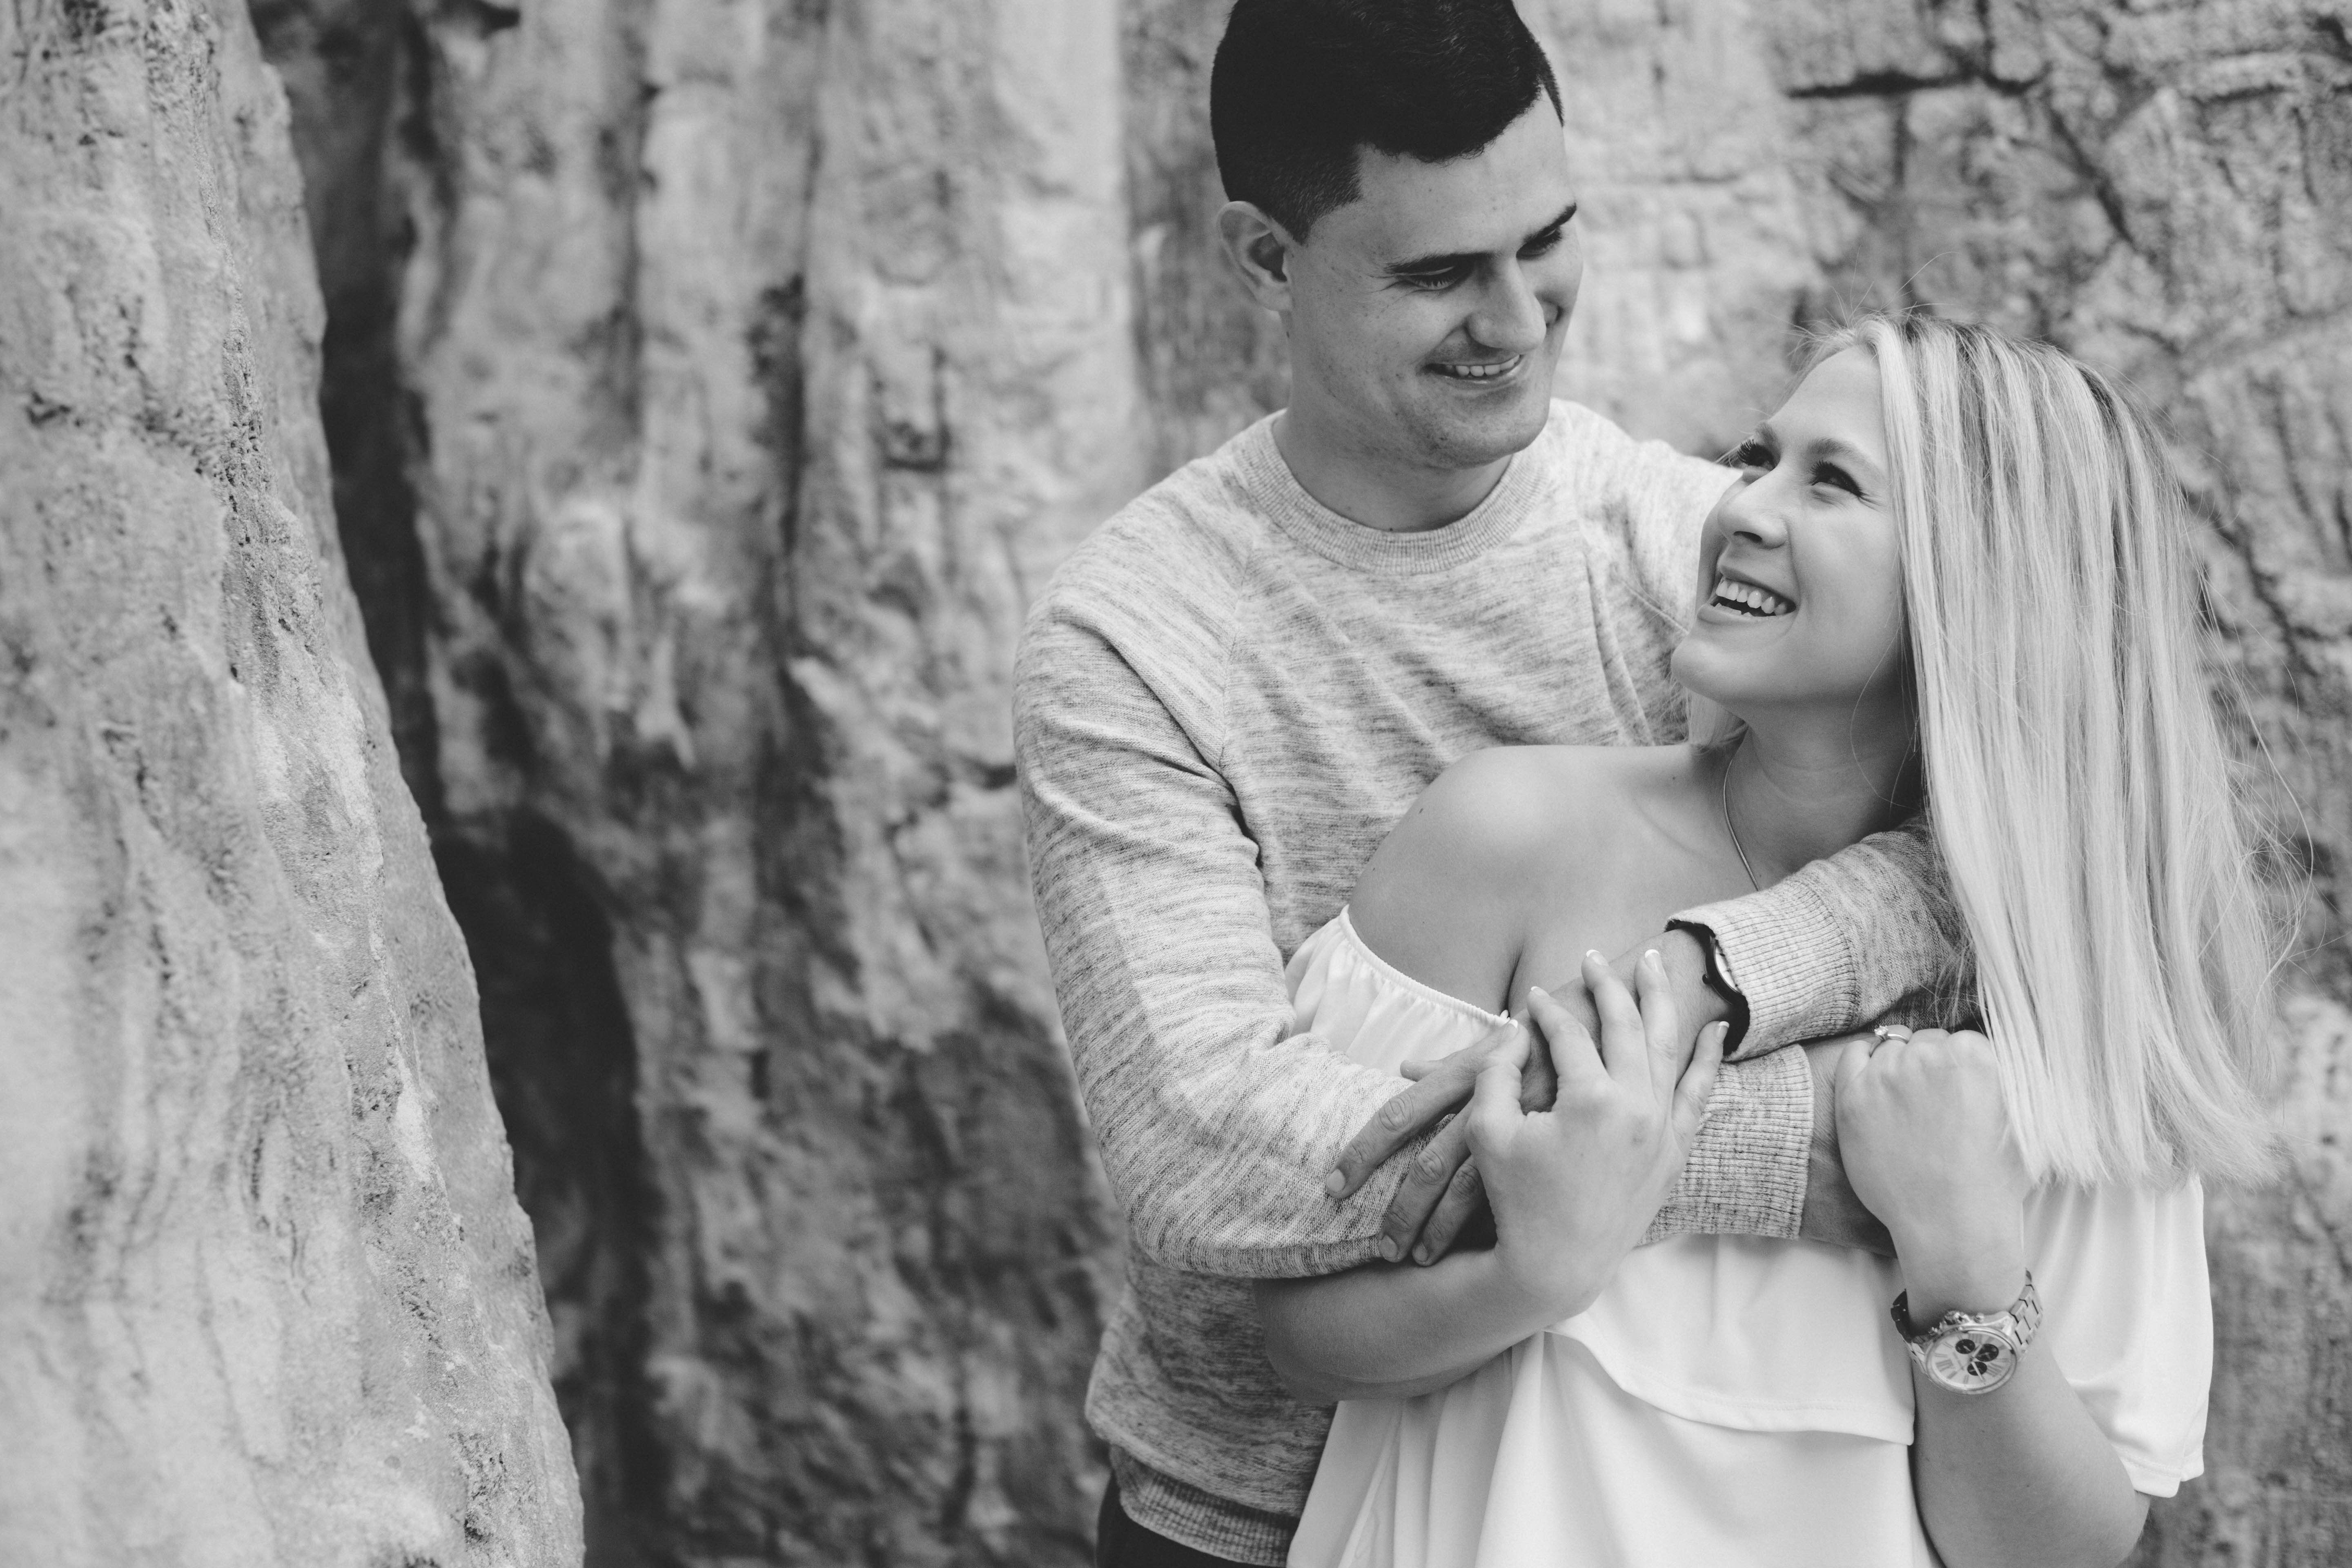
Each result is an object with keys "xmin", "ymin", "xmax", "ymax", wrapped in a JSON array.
[
  {"xmin": 1675, "ymin": 815, "xmax": 1973, "ymax": 1057},
  {"xmin": 1015, "ymin": 572, "xmax": 1415, "ymax": 1280},
  {"xmin": 1647, "ymin": 1048, "xmax": 1812, "ymax": 1243}
]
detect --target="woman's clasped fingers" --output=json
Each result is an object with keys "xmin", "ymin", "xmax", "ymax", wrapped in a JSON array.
[
  {"xmin": 1581, "ymin": 949, "xmax": 1652, "ymax": 1092},
  {"xmin": 1670, "ymin": 1021, "xmax": 1729, "ymax": 1144},
  {"xmin": 1633, "ymin": 947, "xmax": 1683, "ymax": 1099},
  {"xmin": 1465, "ymin": 1021, "xmax": 1536, "ymax": 1152},
  {"xmin": 1522, "ymin": 984, "xmax": 1606, "ymax": 1095}
]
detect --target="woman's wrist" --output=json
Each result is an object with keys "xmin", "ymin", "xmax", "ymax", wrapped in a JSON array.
[{"xmin": 1894, "ymin": 1229, "xmax": 2028, "ymax": 1322}]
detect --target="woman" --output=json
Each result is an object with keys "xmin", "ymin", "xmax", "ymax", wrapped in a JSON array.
[{"xmin": 1255, "ymin": 315, "xmax": 2278, "ymax": 1567}]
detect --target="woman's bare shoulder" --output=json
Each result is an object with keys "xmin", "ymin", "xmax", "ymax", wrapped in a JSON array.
[
  {"xmin": 1348, "ymin": 746, "xmax": 1678, "ymax": 1004},
  {"xmin": 1393, "ymin": 744, "xmax": 1669, "ymax": 861}
]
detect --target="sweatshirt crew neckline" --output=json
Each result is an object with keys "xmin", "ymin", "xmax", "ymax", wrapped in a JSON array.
[{"xmin": 1234, "ymin": 413, "xmax": 1543, "ymax": 574}]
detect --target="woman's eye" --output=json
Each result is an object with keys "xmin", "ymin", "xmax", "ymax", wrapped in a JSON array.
[
  {"xmin": 1813, "ymin": 464, "xmax": 1862, "ymax": 498},
  {"xmin": 1723, "ymin": 439, "xmax": 1772, "ymax": 472}
]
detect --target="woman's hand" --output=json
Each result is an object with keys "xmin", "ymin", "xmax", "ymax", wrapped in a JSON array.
[
  {"xmin": 1466, "ymin": 949, "xmax": 1727, "ymax": 1317},
  {"xmin": 1834, "ymin": 1028, "xmax": 2032, "ymax": 1317}
]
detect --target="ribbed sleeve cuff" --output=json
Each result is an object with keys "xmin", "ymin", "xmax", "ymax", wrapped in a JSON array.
[
  {"xmin": 1646, "ymin": 1046, "xmax": 1811, "ymax": 1244},
  {"xmin": 1109, "ymin": 1450, "xmax": 1294, "ymax": 1567},
  {"xmin": 1674, "ymin": 870, "xmax": 1860, "ymax": 1058}
]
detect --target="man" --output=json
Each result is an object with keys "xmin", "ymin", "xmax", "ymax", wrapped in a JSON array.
[{"xmin": 1014, "ymin": 3, "xmax": 1959, "ymax": 1564}]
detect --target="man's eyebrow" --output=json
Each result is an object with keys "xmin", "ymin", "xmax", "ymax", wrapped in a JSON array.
[{"xmin": 1382, "ymin": 201, "xmax": 1580, "ymax": 277}]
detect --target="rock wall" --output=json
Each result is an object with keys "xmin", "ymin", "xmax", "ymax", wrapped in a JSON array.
[
  {"xmin": 0, "ymin": 0, "xmax": 579, "ymax": 1563},
  {"xmin": 253, "ymin": 0, "xmax": 2352, "ymax": 1562},
  {"xmin": 256, "ymin": 0, "xmax": 1138, "ymax": 1561}
]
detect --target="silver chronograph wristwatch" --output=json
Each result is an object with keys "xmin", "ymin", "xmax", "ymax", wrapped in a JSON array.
[{"xmin": 1891, "ymin": 1273, "xmax": 2041, "ymax": 1395}]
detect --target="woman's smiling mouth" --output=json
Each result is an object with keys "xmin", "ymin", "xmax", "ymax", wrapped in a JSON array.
[{"xmin": 1710, "ymin": 575, "xmax": 1796, "ymax": 617}]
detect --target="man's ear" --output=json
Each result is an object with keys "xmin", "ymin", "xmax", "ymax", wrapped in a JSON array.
[{"xmin": 1217, "ymin": 200, "xmax": 1298, "ymax": 310}]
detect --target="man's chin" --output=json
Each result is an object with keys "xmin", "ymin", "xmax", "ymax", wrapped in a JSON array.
[{"xmin": 1410, "ymin": 385, "xmax": 1553, "ymax": 469}]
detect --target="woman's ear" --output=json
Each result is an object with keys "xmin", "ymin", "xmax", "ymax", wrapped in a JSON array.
[{"xmin": 1217, "ymin": 200, "xmax": 1296, "ymax": 311}]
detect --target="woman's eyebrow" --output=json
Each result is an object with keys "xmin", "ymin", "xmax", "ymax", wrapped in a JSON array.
[
  {"xmin": 1381, "ymin": 201, "xmax": 1579, "ymax": 277},
  {"xmin": 1801, "ymin": 434, "xmax": 1884, "ymax": 474}
]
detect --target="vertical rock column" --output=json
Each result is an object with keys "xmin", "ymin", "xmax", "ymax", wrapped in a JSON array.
[
  {"xmin": 0, "ymin": 1, "xmax": 580, "ymax": 1565},
  {"xmin": 373, "ymin": 0, "xmax": 1139, "ymax": 1559}
]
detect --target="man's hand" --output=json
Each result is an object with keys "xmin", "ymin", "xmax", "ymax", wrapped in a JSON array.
[
  {"xmin": 1324, "ymin": 926, "xmax": 1729, "ymax": 1265},
  {"xmin": 1319, "ymin": 1018, "xmax": 1545, "ymax": 1262},
  {"xmin": 1798, "ymin": 1034, "xmax": 1895, "ymax": 1255}
]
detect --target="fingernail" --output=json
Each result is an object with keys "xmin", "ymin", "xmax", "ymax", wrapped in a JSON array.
[
  {"xmin": 1585, "ymin": 950, "xmax": 1606, "ymax": 964},
  {"xmin": 1642, "ymin": 948, "xmax": 1662, "ymax": 971},
  {"xmin": 1324, "ymin": 1170, "xmax": 1347, "ymax": 1197},
  {"xmin": 1412, "ymin": 1245, "xmax": 1430, "ymax": 1265},
  {"xmin": 1379, "ymin": 1237, "xmax": 1401, "ymax": 1262},
  {"xmin": 1528, "ymin": 985, "xmax": 1548, "ymax": 1002}
]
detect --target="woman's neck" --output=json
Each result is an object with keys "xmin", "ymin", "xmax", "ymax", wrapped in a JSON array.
[{"xmin": 1721, "ymin": 709, "xmax": 1919, "ymax": 885}]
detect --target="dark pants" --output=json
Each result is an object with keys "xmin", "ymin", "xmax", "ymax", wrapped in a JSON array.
[{"xmin": 1096, "ymin": 1478, "xmax": 1251, "ymax": 1568}]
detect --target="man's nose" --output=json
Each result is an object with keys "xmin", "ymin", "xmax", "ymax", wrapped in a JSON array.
[{"xmin": 1464, "ymin": 264, "xmax": 1551, "ymax": 356}]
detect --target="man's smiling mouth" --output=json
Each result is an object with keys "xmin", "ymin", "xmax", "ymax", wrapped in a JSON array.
[
  {"xmin": 1711, "ymin": 575, "xmax": 1795, "ymax": 617},
  {"xmin": 1432, "ymin": 356, "xmax": 1521, "ymax": 382}
]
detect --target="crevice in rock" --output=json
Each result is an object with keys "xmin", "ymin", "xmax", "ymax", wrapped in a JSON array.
[
  {"xmin": 437, "ymin": 814, "xmax": 668, "ymax": 1568},
  {"xmin": 250, "ymin": 0, "xmax": 443, "ymax": 817},
  {"xmin": 256, "ymin": 5, "xmax": 669, "ymax": 1562},
  {"xmin": 1784, "ymin": 69, "xmax": 1973, "ymax": 100}
]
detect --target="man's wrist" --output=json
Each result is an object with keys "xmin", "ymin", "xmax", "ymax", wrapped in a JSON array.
[{"xmin": 1663, "ymin": 918, "xmax": 1748, "ymax": 1049}]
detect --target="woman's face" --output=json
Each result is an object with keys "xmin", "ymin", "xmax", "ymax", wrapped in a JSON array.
[{"xmin": 1671, "ymin": 347, "xmax": 1909, "ymax": 725}]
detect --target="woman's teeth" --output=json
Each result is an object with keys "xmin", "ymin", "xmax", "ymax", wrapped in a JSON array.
[
  {"xmin": 1711, "ymin": 576, "xmax": 1795, "ymax": 617},
  {"xmin": 1435, "ymin": 357, "xmax": 1519, "ymax": 381}
]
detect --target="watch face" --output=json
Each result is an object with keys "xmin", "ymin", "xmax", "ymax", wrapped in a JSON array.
[{"xmin": 1920, "ymin": 1325, "xmax": 2021, "ymax": 1393}]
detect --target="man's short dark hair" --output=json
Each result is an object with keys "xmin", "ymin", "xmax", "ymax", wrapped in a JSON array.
[{"xmin": 1211, "ymin": 0, "xmax": 1564, "ymax": 241}]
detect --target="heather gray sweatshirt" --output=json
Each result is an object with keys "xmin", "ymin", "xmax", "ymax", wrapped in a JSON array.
[{"xmin": 1015, "ymin": 403, "xmax": 1956, "ymax": 1564}]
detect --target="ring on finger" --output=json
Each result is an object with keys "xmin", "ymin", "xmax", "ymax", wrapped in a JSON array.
[{"xmin": 1870, "ymin": 1023, "xmax": 1913, "ymax": 1049}]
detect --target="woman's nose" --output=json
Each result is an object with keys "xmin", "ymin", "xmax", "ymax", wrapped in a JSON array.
[{"xmin": 1718, "ymin": 478, "xmax": 1791, "ymax": 547}]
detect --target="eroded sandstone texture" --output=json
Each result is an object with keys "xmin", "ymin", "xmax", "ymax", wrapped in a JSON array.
[
  {"xmin": 0, "ymin": 0, "xmax": 579, "ymax": 1564},
  {"xmin": 254, "ymin": 0, "xmax": 1139, "ymax": 1561},
  {"xmin": 254, "ymin": 0, "xmax": 2352, "ymax": 1562}
]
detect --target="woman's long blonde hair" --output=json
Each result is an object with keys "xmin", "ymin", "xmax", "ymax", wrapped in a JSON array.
[{"xmin": 1831, "ymin": 313, "xmax": 2278, "ymax": 1185}]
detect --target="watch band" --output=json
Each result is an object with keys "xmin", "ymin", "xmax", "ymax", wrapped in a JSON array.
[
  {"xmin": 1892, "ymin": 1272, "xmax": 2042, "ymax": 1395},
  {"xmin": 1663, "ymin": 918, "xmax": 1749, "ymax": 1050}
]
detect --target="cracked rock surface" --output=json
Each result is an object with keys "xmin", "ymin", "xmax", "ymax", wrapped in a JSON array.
[
  {"xmin": 0, "ymin": 1, "xmax": 579, "ymax": 1563},
  {"xmin": 239, "ymin": 0, "xmax": 2352, "ymax": 1563}
]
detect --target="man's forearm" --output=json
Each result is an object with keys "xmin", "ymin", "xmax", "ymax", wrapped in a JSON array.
[
  {"xmin": 1020, "ymin": 601, "xmax": 1457, "ymax": 1276},
  {"xmin": 1673, "ymin": 817, "xmax": 1968, "ymax": 1054},
  {"xmin": 1797, "ymin": 1035, "xmax": 1893, "ymax": 1253},
  {"xmin": 1643, "ymin": 1045, "xmax": 1811, "ymax": 1243}
]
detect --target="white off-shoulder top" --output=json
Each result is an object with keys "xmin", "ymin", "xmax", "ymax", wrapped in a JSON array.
[{"xmin": 1283, "ymin": 910, "xmax": 2211, "ymax": 1568}]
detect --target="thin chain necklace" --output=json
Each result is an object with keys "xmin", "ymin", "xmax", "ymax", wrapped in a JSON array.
[{"xmin": 1720, "ymin": 751, "xmax": 1762, "ymax": 892}]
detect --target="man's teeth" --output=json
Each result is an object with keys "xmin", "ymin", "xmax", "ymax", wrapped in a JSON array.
[
  {"xmin": 1711, "ymin": 576, "xmax": 1795, "ymax": 617},
  {"xmin": 1436, "ymin": 358, "xmax": 1518, "ymax": 381}
]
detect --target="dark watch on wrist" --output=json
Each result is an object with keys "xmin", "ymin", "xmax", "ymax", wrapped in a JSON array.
[
  {"xmin": 1662, "ymin": 918, "xmax": 1748, "ymax": 1048},
  {"xmin": 1891, "ymin": 1272, "xmax": 2041, "ymax": 1394}
]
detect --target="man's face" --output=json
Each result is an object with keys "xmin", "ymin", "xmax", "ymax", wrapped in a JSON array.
[{"xmin": 1281, "ymin": 102, "xmax": 1582, "ymax": 473}]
